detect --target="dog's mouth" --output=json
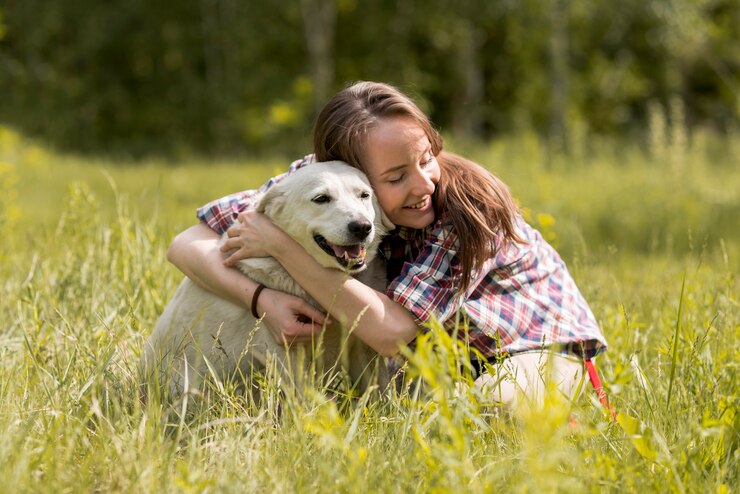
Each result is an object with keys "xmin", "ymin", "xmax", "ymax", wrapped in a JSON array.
[{"xmin": 313, "ymin": 234, "xmax": 367, "ymax": 270}]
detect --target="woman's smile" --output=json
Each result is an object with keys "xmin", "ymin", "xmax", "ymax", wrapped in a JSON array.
[{"xmin": 405, "ymin": 196, "xmax": 431, "ymax": 210}]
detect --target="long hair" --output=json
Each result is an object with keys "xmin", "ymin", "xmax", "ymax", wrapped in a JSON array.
[
  {"xmin": 313, "ymin": 81, "xmax": 524, "ymax": 289},
  {"xmin": 434, "ymin": 151, "xmax": 525, "ymax": 288}
]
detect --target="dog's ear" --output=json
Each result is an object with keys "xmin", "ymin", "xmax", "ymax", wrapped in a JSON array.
[
  {"xmin": 372, "ymin": 196, "xmax": 395, "ymax": 234},
  {"xmin": 256, "ymin": 184, "xmax": 286, "ymax": 218}
]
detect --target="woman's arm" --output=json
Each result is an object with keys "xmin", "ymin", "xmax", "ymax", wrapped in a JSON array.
[
  {"xmin": 222, "ymin": 212, "xmax": 420, "ymax": 357},
  {"xmin": 167, "ymin": 222, "xmax": 329, "ymax": 344}
]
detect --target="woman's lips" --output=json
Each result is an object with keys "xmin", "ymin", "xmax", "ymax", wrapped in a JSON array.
[{"xmin": 405, "ymin": 196, "xmax": 430, "ymax": 210}]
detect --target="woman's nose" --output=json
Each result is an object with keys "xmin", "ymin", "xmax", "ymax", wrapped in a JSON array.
[{"xmin": 410, "ymin": 168, "xmax": 436, "ymax": 195}]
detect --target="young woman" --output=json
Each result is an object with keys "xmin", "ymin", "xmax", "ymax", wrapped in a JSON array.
[{"xmin": 167, "ymin": 81, "xmax": 607, "ymax": 409}]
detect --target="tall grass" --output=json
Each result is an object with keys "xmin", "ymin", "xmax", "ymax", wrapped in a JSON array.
[{"xmin": 0, "ymin": 126, "xmax": 738, "ymax": 492}]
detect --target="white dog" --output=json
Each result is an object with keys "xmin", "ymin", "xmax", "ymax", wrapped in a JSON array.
[{"xmin": 140, "ymin": 161, "xmax": 392, "ymax": 402}]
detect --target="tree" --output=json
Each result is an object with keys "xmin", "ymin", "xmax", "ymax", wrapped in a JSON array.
[{"xmin": 299, "ymin": 0, "xmax": 337, "ymax": 115}]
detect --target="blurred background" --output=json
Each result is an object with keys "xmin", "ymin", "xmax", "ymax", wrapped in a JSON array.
[
  {"xmin": 2, "ymin": 4, "xmax": 740, "ymax": 489},
  {"xmin": 1, "ymin": 0, "xmax": 738, "ymax": 158}
]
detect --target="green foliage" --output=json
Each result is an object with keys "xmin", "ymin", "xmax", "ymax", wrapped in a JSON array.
[
  {"xmin": 0, "ymin": 134, "xmax": 738, "ymax": 491},
  {"xmin": 0, "ymin": 0, "xmax": 737, "ymax": 155},
  {"xmin": 0, "ymin": 8, "xmax": 6, "ymax": 41}
]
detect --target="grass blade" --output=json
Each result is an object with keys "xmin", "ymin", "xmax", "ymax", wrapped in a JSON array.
[{"xmin": 665, "ymin": 275, "xmax": 686, "ymax": 409}]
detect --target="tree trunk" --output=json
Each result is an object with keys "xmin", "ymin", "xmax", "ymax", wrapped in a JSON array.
[
  {"xmin": 548, "ymin": 0, "xmax": 569, "ymax": 157},
  {"xmin": 299, "ymin": 0, "xmax": 337, "ymax": 114},
  {"xmin": 452, "ymin": 22, "xmax": 485, "ymax": 141}
]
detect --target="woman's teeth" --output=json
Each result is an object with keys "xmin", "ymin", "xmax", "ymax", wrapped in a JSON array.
[{"xmin": 407, "ymin": 198, "xmax": 426, "ymax": 209}]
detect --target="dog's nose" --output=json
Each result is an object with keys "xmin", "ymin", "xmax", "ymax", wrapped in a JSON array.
[{"xmin": 348, "ymin": 220, "xmax": 372, "ymax": 240}]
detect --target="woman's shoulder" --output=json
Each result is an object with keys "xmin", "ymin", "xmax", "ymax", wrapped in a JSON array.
[
  {"xmin": 289, "ymin": 154, "xmax": 316, "ymax": 171},
  {"xmin": 423, "ymin": 213, "xmax": 535, "ymax": 254},
  {"xmin": 490, "ymin": 214, "xmax": 568, "ymax": 272}
]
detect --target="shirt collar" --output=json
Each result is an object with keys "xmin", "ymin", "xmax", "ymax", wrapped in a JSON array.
[{"xmin": 389, "ymin": 224, "xmax": 430, "ymax": 242}]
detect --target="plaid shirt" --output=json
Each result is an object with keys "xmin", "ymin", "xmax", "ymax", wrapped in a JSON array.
[{"xmin": 197, "ymin": 156, "xmax": 607, "ymax": 360}]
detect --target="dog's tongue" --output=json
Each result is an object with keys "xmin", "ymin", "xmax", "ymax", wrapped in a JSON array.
[{"xmin": 331, "ymin": 244, "xmax": 364, "ymax": 259}]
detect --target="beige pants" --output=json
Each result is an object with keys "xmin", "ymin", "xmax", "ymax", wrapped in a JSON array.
[{"xmin": 474, "ymin": 351, "xmax": 586, "ymax": 411}]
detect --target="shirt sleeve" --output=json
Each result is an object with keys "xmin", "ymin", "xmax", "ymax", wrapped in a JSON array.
[
  {"xmin": 385, "ymin": 223, "xmax": 466, "ymax": 329},
  {"xmin": 196, "ymin": 155, "xmax": 314, "ymax": 235}
]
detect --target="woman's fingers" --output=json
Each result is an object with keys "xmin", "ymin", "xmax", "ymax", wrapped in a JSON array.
[
  {"xmin": 260, "ymin": 289, "xmax": 333, "ymax": 345},
  {"xmin": 222, "ymin": 250, "xmax": 245, "ymax": 267},
  {"xmin": 219, "ymin": 235, "xmax": 241, "ymax": 252},
  {"xmin": 298, "ymin": 302, "xmax": 330, "ymax": 327},
  {"xmin": 219, "ymin": 211, "xmax": 279, "ymax": 261}
]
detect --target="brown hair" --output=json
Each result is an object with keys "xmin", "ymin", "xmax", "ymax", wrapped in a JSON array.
[{"xmin": 313, "ymin": 81, "xmax": 524, "ymax": 289}]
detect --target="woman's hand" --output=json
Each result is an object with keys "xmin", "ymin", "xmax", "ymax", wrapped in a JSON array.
[
  {"xmin": 257, "ymin": 287, "xmax": 330, "ymax": 344},
  {"xmin": 169, "ymin": 222, "xmax": 329, "ymax": 345},
  {"xmin": 220, "ymin": 210, "xmax": 287, "ymax": 266}
]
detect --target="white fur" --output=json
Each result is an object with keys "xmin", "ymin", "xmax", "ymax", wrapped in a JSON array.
[{"xmin": 140, "ymin": 161, "xmax": 392, "ymax": 401}]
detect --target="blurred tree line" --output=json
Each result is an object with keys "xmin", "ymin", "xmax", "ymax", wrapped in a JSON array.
[{"xmin": 0, "ymin": 0, "xmax": 738, "ymax": 157}]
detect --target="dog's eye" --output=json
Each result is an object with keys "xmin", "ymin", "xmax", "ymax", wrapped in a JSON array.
[
  {"xmin": 359, "ymin": 191, "xmax": 370, "ymax": 200},
  {"xmin": 312, "ymin": 194, "xmax": 331, "ymax": 204}
]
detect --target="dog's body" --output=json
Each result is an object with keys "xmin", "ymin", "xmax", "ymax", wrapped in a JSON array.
[{"xmin": 140, "ymin": 161, "xmax": 391, "ymax": 400}]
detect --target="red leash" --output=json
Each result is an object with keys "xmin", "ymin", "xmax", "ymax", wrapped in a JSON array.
[{"xmin": 585, "ymin": 359, "xmax": 615, "ymax": 419}]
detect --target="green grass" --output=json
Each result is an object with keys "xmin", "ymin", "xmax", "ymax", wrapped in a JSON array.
[{"xmin": 0, "ymin": 125, "xmax": 738, "ymax": 492}]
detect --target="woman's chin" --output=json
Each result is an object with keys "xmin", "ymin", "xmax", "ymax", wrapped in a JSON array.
[{"xmin": 395, "ymin": 209, "xmax": 435, "ymax": 230}]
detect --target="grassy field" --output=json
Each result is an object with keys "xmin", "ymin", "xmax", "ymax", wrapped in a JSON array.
[{"xmin": 0, "ymin": 125, "xmax": 738, "ymax": 492}]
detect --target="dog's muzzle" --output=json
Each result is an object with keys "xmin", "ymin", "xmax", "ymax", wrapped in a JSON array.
[{"xmin": 313, "ymin": 234, "xmax": 369, "ymax": 270}]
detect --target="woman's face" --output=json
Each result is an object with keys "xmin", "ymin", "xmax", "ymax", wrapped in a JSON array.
[{"xmin": 362, "ymin": 117, "xmax": 440, "ymax": 229}]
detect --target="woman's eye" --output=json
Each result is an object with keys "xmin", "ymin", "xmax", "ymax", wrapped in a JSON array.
[
  {"xmin": 312, "ymin": 194, "xmax": 331, "ymax": 204},
  {"xmin": 388, "ymin": 174, "xmax": 404, "ymax": 184}
]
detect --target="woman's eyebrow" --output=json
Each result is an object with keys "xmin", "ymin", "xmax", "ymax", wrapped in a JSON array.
[
  {"xmin": 380, "ymin": 149, "xmax": 432, "ymax": 177},
  {"xmin": 378, "ymin": 145, "xmax": 432, "ymax": 176},
  {"xmin": 379, "ymin": 164, "xmax": 408, "ymax": 176}
]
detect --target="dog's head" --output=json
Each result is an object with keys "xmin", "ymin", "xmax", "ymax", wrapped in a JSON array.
[{"xmin": 256, "ymin": 161, "xmax": 394, "ymax": 274}]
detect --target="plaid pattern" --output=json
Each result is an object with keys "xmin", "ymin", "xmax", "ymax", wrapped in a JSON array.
[
  {"xmin": 382, "ymin": 216, "xmax": 607, "ymax": 359},
  {"xmin": 197, "ymin": 156, "xmax": 607, "ymax": 360}
]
